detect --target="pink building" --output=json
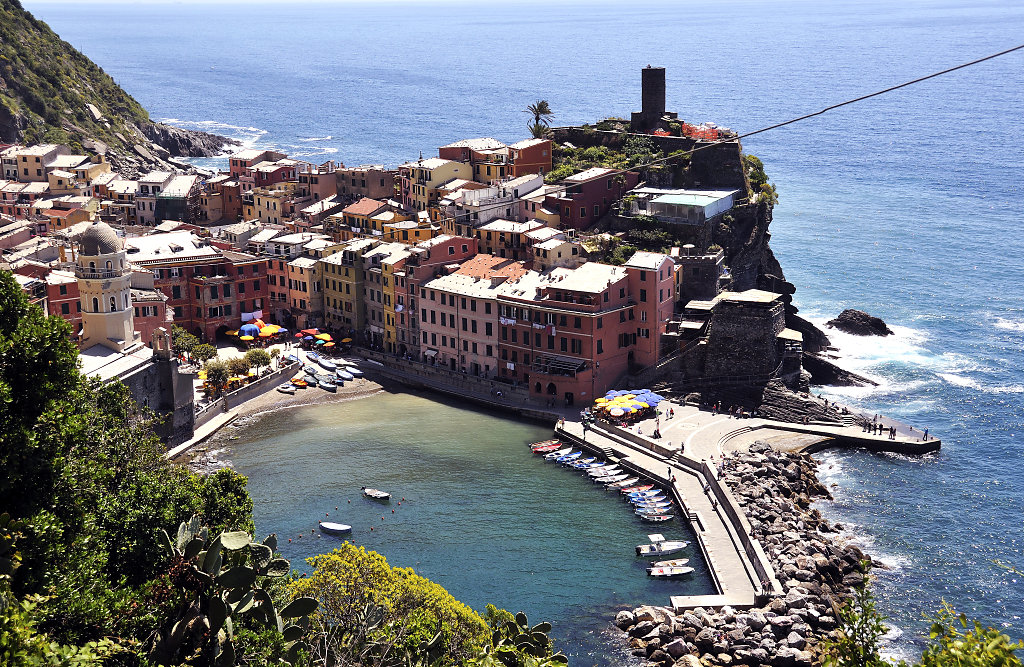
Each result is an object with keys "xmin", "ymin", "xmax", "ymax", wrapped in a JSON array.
[{"xmin": 544, "ymin": 167, "xmax": 639, "ymax": 230}]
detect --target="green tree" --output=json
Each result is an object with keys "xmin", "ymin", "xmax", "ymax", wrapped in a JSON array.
[
  {"xmin": 821, "ymin": 579, "xmax": 889, "ymax": 667},
  {"xmin": 245, "ymin": 348, "xmax": 271, "ymax": 375},
  {"xmin": 918, "ymin": 604, "xmax": 1023, "ymax": 667},
  {"xmin": 269, "ymin": 347, "xmax": 281, "ymax": 370},
  {"xmin": 205, "ymin": 359, "xmax": 230, "ymax": 394},
  {"xmin": 524, "ymin": 100, "xmax": 553, "ymax": 128},
  {"xmin": 227, "ymin": 356, "xmax": 250, "ymax": 378},
  {"xmin": 192, "ymin": 342, "xmax": 218, "ymax": 365},
  {"xmin": 171, "ymin": 325, "xmax": 199, "ymax": 362},
  {"xmin": 743, "ymin": 153, "xmax": 778, "ymax": 204}
]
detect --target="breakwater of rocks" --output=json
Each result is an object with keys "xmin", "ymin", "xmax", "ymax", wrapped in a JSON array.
[{"xmin": 614, "ymin": 442, "xmax": 871, "ymax": 667}]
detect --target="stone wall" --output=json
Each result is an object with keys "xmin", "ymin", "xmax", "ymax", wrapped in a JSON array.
[
  {"xmin": 120, "ymin": 357, "xmax": 195, "ymax": 447},
  {"xmin": 703, "ymin": 301, "xmax": 785, "ymax": 379}
]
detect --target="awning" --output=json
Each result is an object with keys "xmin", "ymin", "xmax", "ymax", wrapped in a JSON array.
[{"xmin": 424, "ymin": 349, "xmax": 439, "ymax": 358}]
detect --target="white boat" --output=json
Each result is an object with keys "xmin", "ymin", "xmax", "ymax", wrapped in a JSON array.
[
  {"xmin": 318, "ymin": 358, "xmax": 337, "ymax": 371},
  {"xmin": 318, "ymin": 521, "xmax": 352, "ymax": 534},
  {"xmin": 346, "ymin": 367, "xmax": 364, "ymax": 377},
  {"xmin": 596, "ymin": 474, "xmax": 628, "ymax": 484},
  {"xmin": 647, "ymin": 565, "xmax": 694, "ymax": 578},
  {"xmin": 650, "ymin": 558, "xmax": 689, "ymax": 568},
  {"xmin": 606, "ymin": 476, "xmax": 640, "ymax": 489},
  {"xmin": 362, "ymin": 487, "xmax": 391, "ymax": 501},
  {"xmin": 636, "ymin": 534, "xmax": 689, "ymax": 556},
  {"xmin": 640, "ymin": 514, "xmax": 674, "ymax": 523},
  {"xmin": 588, "ymin": 466, "xmax": 620, "ymax": 477},
  {"xmin": 569, "ymin": 456, "xmax": 596, "ymax": 468},
  {"xmin": 276, "ymin": 383, "xmax": 296, "ymax": 394},
  {"xmin": 544, "ymin": 447, "xmax": 572, "ymax": 460},
  {"xmin": 335, "ymin": 369, "xmax": 354, "ymax": 381}
]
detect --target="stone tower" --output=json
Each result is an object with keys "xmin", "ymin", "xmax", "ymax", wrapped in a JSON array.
[
  {"xmin": 631, "ymin": 65, "xmax": 677, "ymax": 132},
  {"xmin": 76, "ymin": 221, "xmax": 139, "ymax": 351}
]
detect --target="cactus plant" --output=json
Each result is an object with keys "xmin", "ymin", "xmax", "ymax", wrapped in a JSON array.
[
  {"xmin": 149, "ymin": 514, "xmax": 317, "ymax": 666},
  {"xmin": 472, "ymin": 611, "xmax": 566, "ymax": 667}
]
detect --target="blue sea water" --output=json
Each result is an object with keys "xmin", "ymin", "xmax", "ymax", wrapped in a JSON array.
[{"xmin": 24, "ymin": 0, "xmax": 1024, "ymax": 660}]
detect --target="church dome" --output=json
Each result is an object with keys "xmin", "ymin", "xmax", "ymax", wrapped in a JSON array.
[{"xmin": 79, "ymin": 221, "xmax": 121, "ymax": 256}]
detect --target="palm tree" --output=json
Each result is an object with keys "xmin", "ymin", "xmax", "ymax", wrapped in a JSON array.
[{"xmin": 524, "ymin": 100, "xmax": 554, "ymax": 136}]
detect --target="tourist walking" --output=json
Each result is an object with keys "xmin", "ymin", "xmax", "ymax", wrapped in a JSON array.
[{"xmin": 923, "ymin": 428, "xmax": 929, "ymax": 441}]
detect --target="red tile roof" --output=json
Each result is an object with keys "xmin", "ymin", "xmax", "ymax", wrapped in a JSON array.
[{"xmin": 341, "ymin": 197, "xmax": 386, "ymax": 217}]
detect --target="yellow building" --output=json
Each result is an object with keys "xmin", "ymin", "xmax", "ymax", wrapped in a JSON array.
[
  {"xmin": 286, "ymin": 256, "xmax": 321, "ymax": 330},
  {"xmin": 320, "ymin": 238, "xmax": 380, "ymax": 334},
  {"xmin": 244, "ymin": 182, "xmax": 300, "ymax": 224},
  {"xmin": 398, "ymin": 158, "xmax": 469, "ymax": 213}
]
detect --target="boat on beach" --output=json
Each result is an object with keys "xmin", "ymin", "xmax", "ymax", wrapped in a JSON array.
[
  {"xmin": 319, "ymin": 378, "xmax": 337, "ymax": 392},
  {"xmin": 362, "ymin": 487, "xmax": 391, "ymax": 501},
  {"xmin": 306, "ymin": 351, "xmax": 320, "ymax": 363},
  {"xmin": 303, "ymin": 364, "xmax": 319, "ymax": 376},
  {"xmin": 636, "ymin": 534, "xmax": 689, "ymax": 556},
  {"xmin": 276, "ymin": 383, "xmax": 296, "ymax": 394},
  {"xmin": 318, "ymin": 521, "xmax": 352, "ymax": 534},
  {"xmin": 647, "ymin": 565, "xmax": 694, "ymax": 578},
  {"xmin": 318, "ymin": 358, "xmax": 337, "ymax": 371},
  {"xmin": 345, "ymin": 366, "xmax": 364, "ymax": 377},
  {"xmin": 290, "ymin": 376, "xmax": 308, "ymax": 388},
  {"xmin": 335, "ymin": 369, "xmax": 354, "ymax": 381}
]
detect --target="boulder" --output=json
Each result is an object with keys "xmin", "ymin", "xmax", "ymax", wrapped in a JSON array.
[
  {"xmin": 826, "ymin": 309, "xmax": 893, "ymax": 337},
  {"xmin": 631, "ymin": 621, "xmax": 656, "ymax": 638},
  {"xmin": 616, "ymin": 610, "xmax": 636, "ymax": 629},
  {"xmin": 795, "ymin": 650, "xmax": 814, "ymax": 666},
  {"xmin": 786, "ymin": 631, "xmax": 806, "ymax": 650},
  {"xmin": 773, "ymin": 646, "xmax": 802, "ymax": 666},
  {"xmin": 649, "ymin": 649, "xmax": 671, "ymax": 665},
  {"xmin": 695, "ymin": 627, "xmax": 717, "ymax": 651},
  {"xmin": 746, "ymin": 610, "xmax": 767, "ymax": 632},
  {"xmin": 664, "ymin": 638, "xmax": 689, "ymax": 659}
]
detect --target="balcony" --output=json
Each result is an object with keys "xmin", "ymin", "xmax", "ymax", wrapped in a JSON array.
[
  {"xmin": 531, "ymin": 353, "xmax": 588, "ymax": 378},
  {"xmin": 75, "ymin": 268, "xmax": 126, "ymax": 280}
]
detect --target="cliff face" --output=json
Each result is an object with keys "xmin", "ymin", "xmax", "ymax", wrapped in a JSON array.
[{"xmin": 0, "ymin": 0, "xmax": 236, "ymax": 174}]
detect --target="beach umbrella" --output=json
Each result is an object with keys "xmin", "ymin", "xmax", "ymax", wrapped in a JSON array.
[
  {"xmin": 341, "ymin": 338, "xmax": 352, "ymax": 343},
  {"xmin": 610, "ymin": 408, "xmax": 625, "ymax": 417},
  {"xmin": 303, "ymin": 335, "xmax": 314, "ymax": 341},
  {"xmin": 324, "ymin": 342, "xmax": 335, "ymax": 347},
  {"xmin": 301, "ymin": 328, "xmax": 319, "ymax": 335},
  {"xmin": 294, "ymin": 332, "xmax": 303, "ymax": 338},
  {"xmin": 239, "ymin": 335, "xmax": 254, "ymax": 341},
  {"xmin": 315, "ymin": 333, "xmax": 332, "ymax": 341},
  {"xmin": 261, "ymin": 324, "xmax": 281, "ymax": 334},
  {"xmin": 278, "ymin": 328, "xmax": 289, "ymax": 334},
  {"xmin": 254, "ymin": 319, "xmax": 266, "ymax": 328},
  {"xmin": 316, "ymin": 339, "xmax": 325, "ymax": 345},
  {"xmin": 225, "ymin": 329, "xmax": 239, "ymax": 337},
  {"xmin": 240, "ymin": 323, "xmax": 259, "ymax": 336},
  {"xmin": 637, "ymin": 402, "xmax": 649, "ymax": 409},
  {"xmin": 259, "ymin": 331, "xmax": 274, "ymax": 338}
]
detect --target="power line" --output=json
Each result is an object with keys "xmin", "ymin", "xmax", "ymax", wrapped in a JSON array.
[{"xmin": 439, "ymin": 41, "xmax": 1024, "ymax": 219}]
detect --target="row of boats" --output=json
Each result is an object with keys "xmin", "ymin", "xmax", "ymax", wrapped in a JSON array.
[
  {"xmin": 278, "ymin": 353, "xmax": 365, "ymax": 393},
  {"xmin": 530, "ymin": 439, "xmax": 694, "ymax": 578}
]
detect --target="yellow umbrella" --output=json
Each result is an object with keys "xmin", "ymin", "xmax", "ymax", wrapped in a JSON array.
[
  {"xmin": 341, "ymin": 338, "xmax": 353, "ymax": 343},
  {"xmin": 239, "ymin": 335, "xmax": 254, "ymax": 341},
  {"xmin": 315, "ymin": 333, "xmax": 332, "ymax": 341},
  {"xmin": 197, "ymin": 370, "xmax": 207, "ymax": 379},
  {"xmin": 225, "ymin": 330, "xmax": 239, "ymax": 336},
  {"xmin": 261, "ymin": 324, "xmax": 281, "ymax": 334}
]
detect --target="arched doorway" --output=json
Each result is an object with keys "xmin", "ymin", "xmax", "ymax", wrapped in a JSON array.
[
  {"xmin": 546, "ymin": 382, "xmax": 557, "ymax": 396},
  {"xmin": 534, "ymin": 382, "xmax": 542, "ymax": 394}
]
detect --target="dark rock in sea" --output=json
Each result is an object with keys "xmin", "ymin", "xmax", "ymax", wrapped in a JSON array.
[
  {"xmin": 785, "ymin": 311, "xmax": 831, "ymax": 354},
  {"xmin": 826, "ymin": 309, "xmax": 894, "ymax": 337},
  {"xmin": 801, "ymin": 353, "xmax": 877, "ymax": 388}
]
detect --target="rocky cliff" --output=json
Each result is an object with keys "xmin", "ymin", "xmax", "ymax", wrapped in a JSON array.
[{"xmin": 0, "ymin": 0, "xmax": 237, "ymax": 175}]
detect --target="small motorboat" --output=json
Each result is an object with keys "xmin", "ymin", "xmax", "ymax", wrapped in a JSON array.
[
  {"xmin": 276, "ymin": 383, "xmax": 296, "ymax": 394},
  {"xmin": 651, "ymin": 558, "xmax": 689, "ymax": 568},
  {"xmin": 588, "ymin": 465, "xmax": 618, "ymax": 476},
  {"xmin": 530, "ymin": 439, "xmax": 559, "ymax": 449},
  {"xmin": 636, "ymin": 534, "xmax": 689, "ymax": 556},
  {"xmin": 597, "ymin": 474, "xmax": 629, "ymax": 485},
  {"xmin": 284, "ymin": 353, "xmax": 300, "ymax": 364},
  {"xmin": 544, "ymin": 447, "xmax": 572, "ymax": 460},
  {"xmin": 346, "ymin": 367, "xmax": 364, "ymax": 377},
  {"xmin": 640, "ymin": 514, "xmax": 674, "ymax": 523},
  {"xmin": 577, "ymin": 461, "xmax": 606, "ymax": 470},
  {"xmin": 290, "ymin": 376, "xmax": 308, "ymax": 388},
  {"xmin": 319, "ymin": 521, "xmax": 352, "ymax": 535},
  {"xmin": 634, "ymin": 501, "xmax": 674, "ymax": 512},
  {"xmin": 631, "ymin": 495, "xmax": 667, "ymax": 506},
  {"xmin": 303, "ymin": 364, "xmax": 319, "ymax": 376},
  {"xmin": 319, "ymin": 378, "xmax": 337, "ymax": 392},
  {"xmin": 628, "ymin": 490, "xmax": 664, "ymax": 499},
  {"xmin": 621, "ymin": 484, "xmax": 655, "ymax": 494},
  {"xmin": 306, "ymin": 351, "xmax": 321, "ymax": 363},
  {"xmin": 335, "ymin": 369, "xmax": 354, "ymax": 381},
  {"xmin": 318, "ymin": 358, "xmax": 337, "ymax": 371},
  {"xmin": 362, "ymin": 487, "xmax": 391, "ymax": 501},
  {"xmin": 569, "ymin": 456, "xmax": 596, "ymax": 468},
  {"xmin": 591, "ymin": 469, "xmax": 623, "ymax": 481},
  {"xmin": 557, "ymin": 451, "xmax": 582, "ymax": 464},
  {"xmin": 606, "ymin": 476, "xmax": 641, "ymax": 489},
  {"xmin": 647, "ymin": 565, "xmax": 694, "ymax": 578}
]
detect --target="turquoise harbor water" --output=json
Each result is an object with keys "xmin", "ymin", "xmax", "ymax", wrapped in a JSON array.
[
  {"xmin": 25, "ymin": 0, "xmax": 1024, "ymax": 660},
  {"xmin": 217, "ymin": 391, "xmax": 711, "ymax": 666}
]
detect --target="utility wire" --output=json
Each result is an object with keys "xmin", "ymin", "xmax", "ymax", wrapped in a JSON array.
[{"xmin": 438, "ymin": 41, "xmax": 1024, "ymax": 218}]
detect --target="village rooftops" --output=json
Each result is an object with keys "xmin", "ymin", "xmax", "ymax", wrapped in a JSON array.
[
  {"xmin": 535, "ymin": 238, "xmax": 569, "ymax": 251},
  {"xmin": 524, "ymin": 226, "xmax": 563, "ymax": 243},
  {"xmin": 223, "ymin": 221, "xmax": 258, "ymax": 236},
  {"xmin": 453, "ymin": 254, "xmax": 529, "ymax": 281},
  {"xmin": 49, "ymin": 170, "xmax": 76, "ymax": 180},
  {"xmin": 416, "ymin": 234, "xmax": 453, "ymax": 248},
  {"xmin": 303, "ymin": 238, "xmax": 335, "ymax": 252},
  {"xmin": 248, "ymin": 228, "xmax": 282, "ymax": 244},
  {"xmin": 18, "ymin": 144, "xmax": 59, "ymax": 156},
  {"xmin": 509, "ymin": 138, "xmax": 548, "ymax": 150},
  {"xmin": 125, "ymin": 231, "xmax": 219, "ymax": 264},
  {"xmin": 624, "ymin": 250, "xmax": 669, "ymax": 270},
  {"xmin": 342, "ymin": 197, "xmax": 387, "ymax": 216},
  {"xmin": 231, "ymin": 148, "xmax": 270, "ymax": 161},
  {"xmin": 139, "ymin": 171, "xmax": 174, "ymax": 185},
  {"xmin": 301, "ymin": 196, "xmax": 340, "ymax": 215},
  {"xmin": 563, "ymin": 167, "xmax": 617, "ymax": 183},
  {"xmin": 272, "ymin": 232, "xmax": 328, "ymax": 246},
  {"xmin": 159, "ymin": 175, "xmax": 198, "ymax": 198},
  {"xmin": 477, "ymin": 218, "xmax": 543, "ymax": 234},
  {"xmin": 107, "ymin": 180, "xmax": 139, "ymax": 196},
  {"xmin": 650, "ymin": 190, "xmax": 739, "ymax": 207},
  {"xmin": 20, "ymin": 182, "xmax": 49, "ymax": 195},
  {"xmin": 45, "ymin": 269, "xmax": 77, "ymax": 286},
  {"xmin": 719, "ymin": 289, "xmax": 781, "ymax": 304},
  {"xmin": 46, "ymin": 155, "xmax": 89, "ymax": 170},
  {"xmin": 399, "ymin": 157, "xmax": 456, "ymax": 170},
  {"xmin": 547, "ymin": 262, "xmax": 627, "ymax": 294},
  {"xmin": 344, "ymin": 238, "xmax": 380, "ymax": 254},
  {"xmin": 289, "ymin": 256, "xmax": 318, "ymax": 269},
  {"xmin": 91, "ymin": 172, "xmax": 117, "ymax": 186},
  {"xmin": 439, "ymin": 137, "xmax": 506, "ymax": 151}
]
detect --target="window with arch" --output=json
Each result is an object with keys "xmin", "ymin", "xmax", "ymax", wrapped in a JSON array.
[
  {"xmin": 92, "ymin": 297, "xmax": 98, "ymax": 312},
  {"xmin": 110, "ymin": 296, "xmax": 116, "ymax": 312},
  {"xmin": 106, "ymin": 260, "xmax": 112, "ymax": 270},
  {"xmin": 89, "ymin": 261, "xmax": 95, "ymax": 271}
]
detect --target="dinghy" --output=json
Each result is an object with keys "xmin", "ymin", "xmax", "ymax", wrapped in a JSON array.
[
  {"xmin": 318, "ymin": 521, "xmax": 352, "ymax": 535},
  {"xmin": 556, "ymin": 451, "xmax": 582, "ymax": 464},
  {"xmin": 647, "ymin": 565, "xmax": 694, "ymax": 578},
  {"xmin": 276, "ymin": 383, "xmax": 296, "ymax": 394},
  {"xmin": 620, "ymin": 484, "xmax": 655, "ymax": 494},
  {"xmin": 362, "ymin": 487, "xmax": 391, "ymax": 501},
  {"xmin": 597, "ymin": 474, "xmax": 629, "ymax": 484},
  {"xmin": 335, "ymin": 369, "xmax": 354, "ymax": 381},
  {"xmin": 650, "ymin": 558, "xmax": 689, "ymax": 568},
  {"xmin": 544, "ymin": 447, "xmax": 572, "ymax": 460},
  {"xmin": 529, "ymin": 439, "xmax": 559, "ymax": 449},
  {"xmin": 318, "ymin": 358, "xmax": 337, "ymax": 371},
  {"xmin": 306, "ymin": 351, "xmax": 320, "ymax": 363},
  {"xmin": 606, "ymin": 476, "xmax": 641, "ymax": 489},
  {"xmin": 640, "ymin": 514, "xmax": 674, "ymax": 523}
]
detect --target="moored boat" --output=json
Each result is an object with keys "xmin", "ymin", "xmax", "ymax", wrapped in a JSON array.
[
  {"xmin": 362, "ymin": 487, "xmax": 391, "ymax": 501},
  {"xmin": 568, "ymin": 456, "xmax": 596, "ymax": 468},
  {"xmin": 628, "ymin": 490, "xmax": 664, "ymax": 499},
  {"xmin": 620, "ymin": 484, "xmax": 655, "ymax": 494},
  {"xmin": 606, "ymin": 476, "xmax": 640, "ymax": 489},
  {"xmin": 650, "ymin": 558, "xmax": 689, "ymax": 568},
  {"xmin": 597, "ymin": 474, "xmax": 628, "ymax": 484},
  {"xmin": 529, "ymin": 439, "xmax": 559, "ymax": 449},
  {"xmin": 635, "ymin": 534, "xmax": 688, "ymax": 556},
  {"xmin": 533, "ymin": 444, "xmax": 562, "ymax": 454},
  {"xmin": 588, "ymin": 465, "xmax": 620, "ymax": 477},
  {"xmin": 556, "ymin": 451, "xmax": 582, "ymax": 463},
  {"xmin": 319, "ymin": 521, "xmax": 352, "ymax": 535},
  {"xmin": 544, "ymin": 447, "xmax": 572, "ymax": 460},
  {"xmin": 640, "ymin": 513, "xmax": 674, "ymax": 523},
  {"xmin": 647, "ymin": 565, "xmax": 694, "ymax": 578}
]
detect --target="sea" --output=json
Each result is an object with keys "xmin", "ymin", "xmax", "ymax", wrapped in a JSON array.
[{"xmin": 24, "ymin": 0, "xmax": 1024, "ymax": 662}]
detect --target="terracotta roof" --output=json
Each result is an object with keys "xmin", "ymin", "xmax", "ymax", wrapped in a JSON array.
[{"xmin": 342, "ymin": 197, "xmax": 386, "ymax": 216}]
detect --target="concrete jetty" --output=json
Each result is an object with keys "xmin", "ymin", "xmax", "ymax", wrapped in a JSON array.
[{"xmin": 555, "ymin": 400, "xmax": 939, "ymax": 613}]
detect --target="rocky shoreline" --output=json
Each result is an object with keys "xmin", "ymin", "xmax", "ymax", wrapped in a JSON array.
[{"xmin": 614, "ymin": 442, "xmax": 871, "ymax": 667}]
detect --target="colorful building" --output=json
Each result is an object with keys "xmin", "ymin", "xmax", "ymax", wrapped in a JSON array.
[
  {"xmin": 544, "ymin": 167, "xmax": 639, "ymax": 230},
  {"xmin": 398, "ymin": 158, "xmax": 469, "ymax": 213}
]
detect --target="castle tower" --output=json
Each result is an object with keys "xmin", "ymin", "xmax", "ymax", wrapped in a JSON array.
[
  {"xmin": 76, "ymin": 220, "xmax": 139, "ymax": 351},
  {"xmin": 631, "ymin": 65, "xmax": 677, "ymax": 132}
]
